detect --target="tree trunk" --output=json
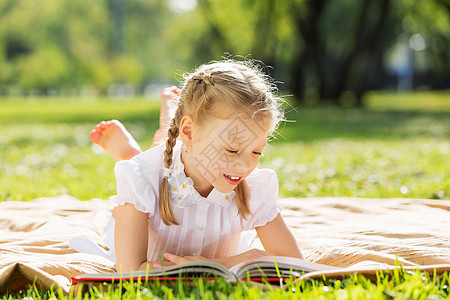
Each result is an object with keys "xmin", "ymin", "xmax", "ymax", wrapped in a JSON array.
[
  {"xmin": 108, "ymin": 0, "xmax": 127, "ymax": 56},
  {"xmin": 355, "ymin": 0, "xmax": 391, "ymax": 106},
  {"xmin": 332, "ymin": 0, "xmax": 372, "ymax": 100},
  {"xmin": 290, "ymin": 51, "xmax": 307, "ymax": 102},
  {"xmin": 290, "ymin": 0, "xmax": 329, "ymax": 103}
]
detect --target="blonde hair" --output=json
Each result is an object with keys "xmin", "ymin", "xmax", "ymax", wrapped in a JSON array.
[{"xmin": 159, "ymin": 60, "xmax": 283, "ymax": 225}]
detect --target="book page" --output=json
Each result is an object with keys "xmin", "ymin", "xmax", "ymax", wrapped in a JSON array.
[
  {"xmin": 229, "ymin": 256, "xmax": 339, "ymax": 280},
  {"xmin": 72, "ymin": 260, "xmax": 235, "ymax": 283}
]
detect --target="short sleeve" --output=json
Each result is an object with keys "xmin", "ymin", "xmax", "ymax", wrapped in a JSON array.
[
  {"xmin": 241, "ymin": 168, "xmax": 284, "ymax": 230},
  {"xmin": 109, "ymin": 159, "xmax": 157, "ymax": 216}
]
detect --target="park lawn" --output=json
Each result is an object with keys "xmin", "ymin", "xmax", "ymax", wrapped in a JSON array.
[
  {"xmin": 0, "ymin": 90, "xmax": 449, "ymax": 299},
  {"xmin": 0, "ymin": 91, "xmax": 448, "ymax": 202}
]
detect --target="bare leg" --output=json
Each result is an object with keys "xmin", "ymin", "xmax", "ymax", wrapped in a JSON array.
[
  {"xmin": 90, "ymin": 86, "xmax": 180, "ymax": 161},
  {"xmin": 150, "ymin": 86, "xmax": 180, "ymax": 148}
]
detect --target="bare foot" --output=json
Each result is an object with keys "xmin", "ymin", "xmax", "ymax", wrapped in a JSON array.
[
  {"xmin": 151, "ymin": 86, "xmax": 180, "ymax": 147},
  {"xmin": 90, "ymin": 120, "xmax": 142, "ymax": 161}
]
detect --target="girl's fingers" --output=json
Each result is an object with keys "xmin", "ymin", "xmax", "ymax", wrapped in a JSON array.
[
  {"xmin": 152, "ymin": 261, "xmax": 175, "ymax": 269},
  {"xmin": 163, "ymin": 253, "xmax": 209, "ymax": 265},
  {"xmin": 163, "ymin": 253, "xmax": 185, "ymax": 264}
]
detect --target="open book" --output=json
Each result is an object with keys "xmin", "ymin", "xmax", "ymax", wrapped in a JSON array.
[{"xmin": 72, "ymin": 256, "xmax": 339, "ymax": 285}]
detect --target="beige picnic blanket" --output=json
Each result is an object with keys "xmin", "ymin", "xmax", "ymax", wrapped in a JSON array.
[{"xmin": 1, "ymin": 195, "xmax": 450, "ymax": 294}]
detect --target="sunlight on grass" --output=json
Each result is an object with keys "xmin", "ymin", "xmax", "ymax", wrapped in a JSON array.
[
  {"xmin": 262, "ymin": 139, "xmax": 449, "ymax": 199},
  {"xmin": 366, "ymin": 90, "xmax": 450, "ymax": 112},
  {"xmin": 0, "ymin": 91, "xmax": 448, "ymax": 201}
]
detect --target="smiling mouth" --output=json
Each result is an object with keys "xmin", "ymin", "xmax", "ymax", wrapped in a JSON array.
[{"xmin": 224, "ymin": 174, "xmax": 242, "ymax": 185}]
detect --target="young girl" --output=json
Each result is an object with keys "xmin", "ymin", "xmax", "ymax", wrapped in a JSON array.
[{"xmin": 90, "ymin": 60, "xmax": 302, "ymax": 272}]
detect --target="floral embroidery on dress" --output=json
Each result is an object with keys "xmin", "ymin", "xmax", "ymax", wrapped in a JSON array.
[{"xmin": 168, "ymin": 170, "xmax": 200, "ymax": 208}]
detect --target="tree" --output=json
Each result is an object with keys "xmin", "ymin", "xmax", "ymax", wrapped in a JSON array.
[
  {"xmin": 286, "ymin": 0, "xmax": 394, "ymax": 105},
  {"xmin": 0, "ymin": 0, "xmax": 447, "ymax": 100},
  {"xmin": 195, "ymin": 0, "xmax": 449, "ymax": 106}
]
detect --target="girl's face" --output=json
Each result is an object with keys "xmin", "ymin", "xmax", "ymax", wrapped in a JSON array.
[{"xmin": 185, "ymin": 116, "xmax": 271, "ymax": 195}]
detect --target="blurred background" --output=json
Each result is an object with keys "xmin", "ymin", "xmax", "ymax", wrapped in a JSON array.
[
  {"xmin": 0, "ymin": 0, "xmax": 449, "ymax": 105},
  {"xmin": 0, "ymin": 0, "xmax": 449, "ymax": 202}
]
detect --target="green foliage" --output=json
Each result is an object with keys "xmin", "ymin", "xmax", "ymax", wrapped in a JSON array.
[
  {"xmin": 91, "ymin": 56, "xmax": 145, "ymax": 92},
  {"xmin": 0, "ymin": 0, "xmax": 148, "ymax": 93},
  {"xmin": 17, "ymin": 47, "xmax": 69, "ymax": 90},
  {"xmin": 0, "ymin": 0, "xmax": 448, "ymax": 98},
  {"xmin": 394, "ymin": 0, "xmax": 450, "ymax": 81}
]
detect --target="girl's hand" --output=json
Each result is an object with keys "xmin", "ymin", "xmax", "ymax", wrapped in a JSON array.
[
  {"xmin": 139, "ymin": 260, "xmax": 175, "ymax": 270},
  {"xmin": 152, "ymin": 253, "xmax": 214, "ymax": 269},
  {"xmin": 161, "ymin": 253, "xmax": 210, "ymax": 266},
  {"xmin": 240, "ymin": 248, "xmax": 275, "ymax": 260},
  {"xmin": 217, "ymin": 249, "xmax": 275, "ymax": 268},
  {"xmin": 160, "ymin": 249, "xmax": 275, "ymax": 269}
]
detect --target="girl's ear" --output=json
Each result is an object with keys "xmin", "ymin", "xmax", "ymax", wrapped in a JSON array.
[{"xmin": 179, "ymin": 115, "xmax": 194, "ymax": 146}]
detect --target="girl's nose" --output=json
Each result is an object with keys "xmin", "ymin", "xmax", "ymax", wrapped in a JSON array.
[{"xmin": 233, "ymin": 153, "xmax": 251, "ymax": 171}]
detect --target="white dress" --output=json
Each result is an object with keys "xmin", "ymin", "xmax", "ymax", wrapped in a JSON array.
[{"xmin": 71, "ymin": 141, "xmax": 283, "ymax": 263}]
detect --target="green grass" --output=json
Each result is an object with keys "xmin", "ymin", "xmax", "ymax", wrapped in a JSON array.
[
  {"xmin": 5, "ymin": 269, "xmax": 450, "ymax": 299},
  {"xmin": 0, "ymin": 91, "xmax": 449, "ymax": 298},
  {"xmin": 0, "ymin": 96, "xmax": 161, "ymax": 201},
  {"xmin": 1, "ymin": 92, "xmax": 448, "ymax": 202}
]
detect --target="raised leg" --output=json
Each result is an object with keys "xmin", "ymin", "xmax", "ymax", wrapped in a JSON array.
[
  {"xmin": 151, "ymin": 86, "xmax": 180, "ymax": 147},
  {"xmin": 90, "ymin": 86, "xmax": 180, "ymax": 161},
  {"xmin": 90, "ymin": 120, "xmax": 142, "ymax": 161}
]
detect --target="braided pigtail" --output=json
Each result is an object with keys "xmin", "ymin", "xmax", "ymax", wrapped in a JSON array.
[
  {"xmin": 159, "ymin": 116, "xmax": 181, "ymax": 226},
  {"xmin": 235, "ymin": 179, "xmax": 251, "ymax": 220}
]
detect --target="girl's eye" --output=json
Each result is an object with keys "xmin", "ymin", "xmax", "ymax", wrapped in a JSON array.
[
  {"xmin": 226, "ymin": 149, "xmax": 239, "ymax": 154},
  {"xmin": 226, "ymin": 149, "xmax": 263, "ymax": 156}
]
